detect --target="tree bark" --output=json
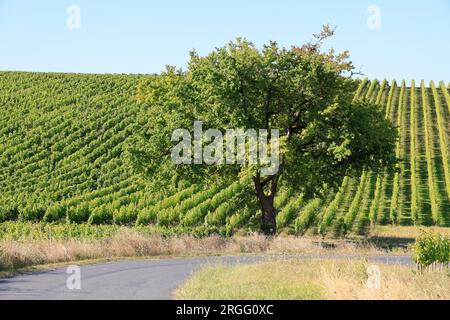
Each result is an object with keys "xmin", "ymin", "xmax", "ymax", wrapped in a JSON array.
[{"xmin": 253, "ymin": 174, "xmax": 278, "ymax": 235}]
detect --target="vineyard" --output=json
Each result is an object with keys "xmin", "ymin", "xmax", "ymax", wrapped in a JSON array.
[{"xmin": 0, "ymin": 71, "xmax": 449, "ymax": 237}]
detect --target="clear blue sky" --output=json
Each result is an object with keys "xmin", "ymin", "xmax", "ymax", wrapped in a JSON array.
[{"xmin": 1, "ymin": 0, "xmax": 449, "ymax": 82}]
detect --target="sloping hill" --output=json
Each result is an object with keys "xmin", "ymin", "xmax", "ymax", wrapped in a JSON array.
[{"xmin": 0, "ymin": 72, "xmax": 448, "ymax": 235}]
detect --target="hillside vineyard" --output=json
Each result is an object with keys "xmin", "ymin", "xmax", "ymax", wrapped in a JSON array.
[{"xmin": 0, "ymin": 72, "xmax": 449, "ymax": 236}]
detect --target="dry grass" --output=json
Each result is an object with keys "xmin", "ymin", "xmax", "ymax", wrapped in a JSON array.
[
  {"xmin": 175, "ymin": 260, "xmax": 450, "ymax": 300},
  {"xmin": 369, "ymin": 226, "xmax": 450, "ymax": 239},
  {"xmin": 0, "ymin": 231, "xmax": 389, "ymax": 271}
]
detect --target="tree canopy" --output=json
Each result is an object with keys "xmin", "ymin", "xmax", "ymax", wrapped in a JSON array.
[{"xmin": 131, "ymin": 26, "xmax": 398, "ymax": 234}]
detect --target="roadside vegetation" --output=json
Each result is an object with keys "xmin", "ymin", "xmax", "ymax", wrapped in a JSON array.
[
  {"xmin": 174, "ymin": 229, "xmax": 449, "ymax": 300},
  {"xmin": 0, "ymin": 222, "xmax": 420, "ymax": 273},
  {"xmin": 175, "ymin": 259, "xmax": 449, "ymax": 300},
  {"xmin": 412, "ymin": 229, "xmax": 449, "ymax": 272},
  {"xmin": 2, "ymin": 221, "xmax": 448, "ymax": 274}
]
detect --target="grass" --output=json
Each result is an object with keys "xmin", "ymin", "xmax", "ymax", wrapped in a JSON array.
[
  {"xmin": 0, "ymin": 222, "xmax": 445, "ymax": 274},
  {"xmin": 0, "ymin": 231, "xmax": 386, "ymax": 272},
  {"xmin": 175, "ymin": 259, "xmax": 450, "ymax": 300},
  {"xmin": 369, "ymin": 225, "xmax": 450, "ymax": 239},
  {"xmin": 0, "ymin": 222, "xmax": 409, "ymax": 273},
  {"xmin": 175, "ymin": 262, "xmax": 324, "ymax": 300}
]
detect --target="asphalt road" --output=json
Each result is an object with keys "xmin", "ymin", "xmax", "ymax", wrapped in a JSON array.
[{"xmin": 0, "ymin": 255, "xmax": 412, "ymax": 300}]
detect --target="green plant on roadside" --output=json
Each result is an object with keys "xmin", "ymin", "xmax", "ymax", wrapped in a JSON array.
[{"xmin": 411, "ymin": 230, "xmax": 449, "ymax": 272}]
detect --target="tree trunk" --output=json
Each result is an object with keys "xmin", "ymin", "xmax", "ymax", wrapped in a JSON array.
[
  {"xmin": 259, "ymin": 196, "xmax": 277, "ymax": 235},
  {"xmin": 253, "ymin": 175, "xmax": 278, "ymax": 235}
]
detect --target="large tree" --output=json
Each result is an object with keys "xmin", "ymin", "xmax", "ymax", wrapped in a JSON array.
[{"xmin": 130, "ymin": 26, "xmax": 397, "ymax": 235}]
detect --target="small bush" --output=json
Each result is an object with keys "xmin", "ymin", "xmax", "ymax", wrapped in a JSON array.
[{"xmin": 412, "ymin": 230, "xmax": 449, "ymax": 272}]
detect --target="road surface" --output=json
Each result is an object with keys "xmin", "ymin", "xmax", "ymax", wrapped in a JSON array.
[{"xmin": 0, "ymin": 254, "xmax": 412, "ymax": 300}]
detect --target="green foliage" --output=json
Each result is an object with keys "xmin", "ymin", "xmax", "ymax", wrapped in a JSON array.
[
  {"xmin": 131, "ymin": 33, "xmax": 397, "ymax": 234},
  {"xmin": 207, "ymin": 201, "xmax": 236, "ymax": 227},
  {"xmin": 226, "ymin": 206, "xmax": 255, "ymax": 235},
  {"xmin": 206, "ymin": 181, "xmax": 247, "ymax": 226},
  {"xmin": 344, "ymin": 171, "xmax": 367, "ymax": 230},
  {"xmin": 88, "ymin": 204, "xmax": 113, "ymax": 225},
  {"xmin": 409, "ymin": 81, "xmax": 419, "ymax": 223},
  {"xmin": 293, "ymin": 198, "xmax": 322, "ymax": 234},
  {"xmin": 319, "ymin": 177, "xmax": 348, "ymax": 235},
  {"xmin": 181, "ymin": 181, "xmax": 248, "ymax": 227},
  {"xmin": 0, "ymin": 67, "xmax": 447, "ymax": 235},
  {"xmin": 430, "ymin": 81, "xmax": 450, "ymax": 203},
  {"xmin": 421, "ymin": 81, "xmax": 439, "ymax": 225},
  {"xmin": 113, "ymin": 203, "xmax": 138, "ymax": 225},
  {"xmin": 182, "ymin": 200, "xmax": 212, "ymax": 227},
  {"xmin": 0, "ymin": 202, "xmax": 19, "ymax": 222},
  {"xmin": 43, "ymin": 203, "xmax": 67, "ymax": 222},
  {"xmin": 67, "ymin": 203, "xmax": 90, "ymax": 223},
  {"xmin": 439, "ymin": 80, "xmax": 450, "ymax": 115},
  {"xmin": 0, "ymin": 221, "xmax": 120, "ymax": 241},
  {"xmin": 274, "ymin": 188, "xmax": 292, "ymax": 209},
  {"xmin": 412, "ymin": 230, "xmax": 449, "ymax": 270},
  {"xmin": 158, "ymin": 184, "xmax": 222, "ymax": 226},
  {"xmin": 389, "ymin": 81, "xmax": 406, "ymax": 224},
  {"xmin": 135, "ymin": 185, "xmax": 197, "ymax": 225},
  {"xmin": 20, "ymin": 200, "xmax": 46, "ymax": 222},
  {"xmin": 276, "ymin": 195, "xmax": 304, "ymax": 229}
]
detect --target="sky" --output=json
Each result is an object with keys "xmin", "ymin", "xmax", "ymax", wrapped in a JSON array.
[{"xmin": 0, "ymin": 0, "xmax": 449, "ymax": 82}]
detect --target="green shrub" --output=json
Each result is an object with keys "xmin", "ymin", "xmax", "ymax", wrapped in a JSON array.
[
  {"xmin": 412, "ymin": 230, "xmax": 449, "ymax": 272},
  {"xmin": 135, "ymin": 206, "xmax": 158, "ymax": 225}
]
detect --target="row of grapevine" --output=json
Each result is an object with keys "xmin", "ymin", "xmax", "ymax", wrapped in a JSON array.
[
  {"xmin": 1, "ymin": 72, "xmax": 449, "ymax": 235},
  {"xmin": 430, "ymin": 81, "xmax": 450, "ymax": 201},
  {"xmin": 439, "ymin": 81, "xmax": 450, "ymax": 114},
  {"xmin": 409, "ymin": 81, "xmax": 420, "ymax": 223},
  {"xmin": 349, "ymin": 79, "xmax": 383, "ymax": 234},
  {"xmin": 182, "ymin": 180, "xmax": 246, "ymax": 227},
  {"xmin": 390, "ymin": 81, "xmax": 407, "ymax": 224},
  {"xmin": 136, "ymin": 185, "xmax": 198, "ymax": 225},
  {"xmin": 318, "ymin": 177, "xmax": 349, "ymax": 235},
  {"xmin": 276, "ymin": 195, "xmax": 305, "ymax": 229},
  {"xmin": 421, "ymin": 81, "xmax": 439, "ymax": 224},
  {"xmin": 317, "ymin": 79, "xmax": 372, "ymax": 236},
  {"xmin": 367, "ymin": 80, "xmax": 389, "ymax": 226}
]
